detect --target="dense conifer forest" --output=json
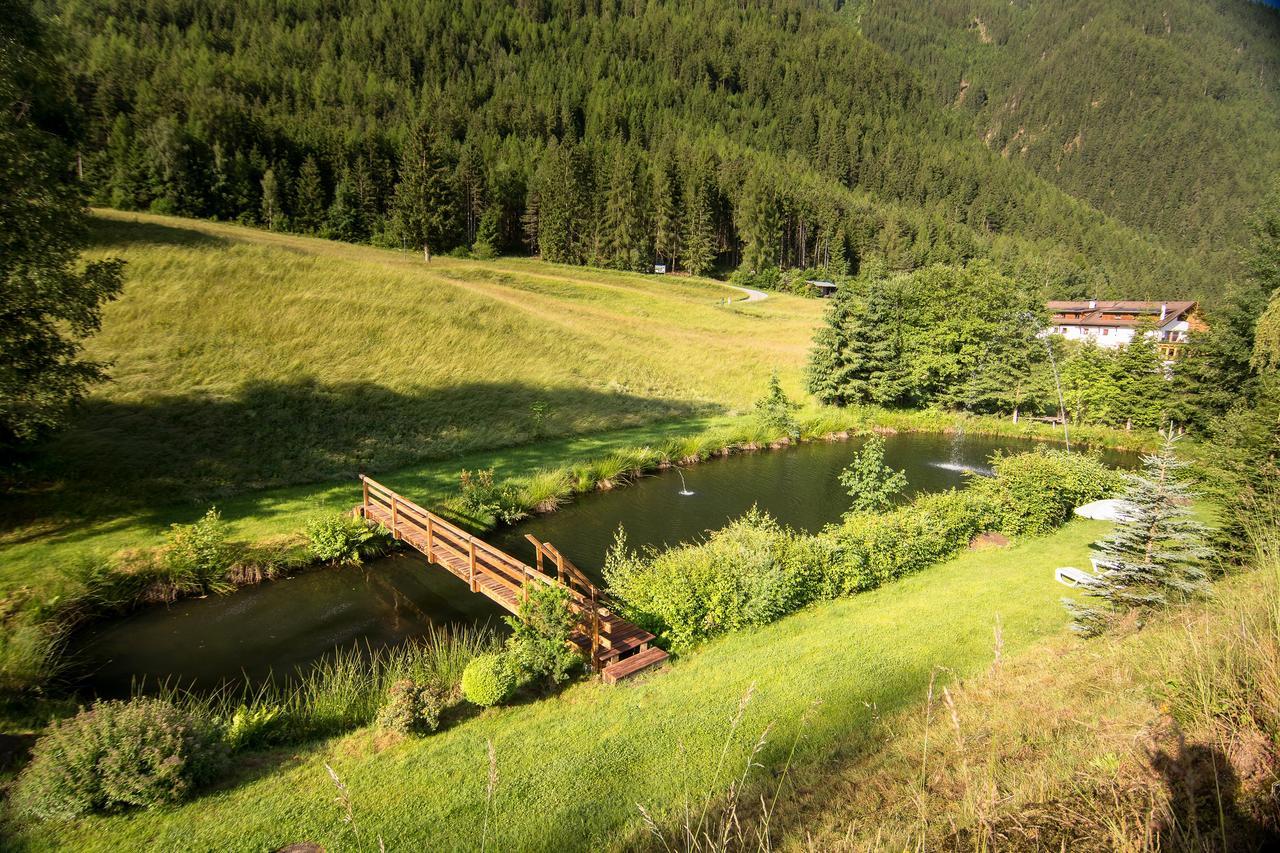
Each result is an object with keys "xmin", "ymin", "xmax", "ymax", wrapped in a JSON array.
[
  {"xmin": 856, "ymin": 0, "xmax": 1280, "ymax": 282},
  {"xmin": 37, "ymin": 0, "xmax": 1235, "ymax": 298}
]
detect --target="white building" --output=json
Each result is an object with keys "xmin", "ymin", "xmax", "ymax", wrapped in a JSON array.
[{"xmin": 1046, "ymin": 300, "xmax": 1202, "ymax": 361}]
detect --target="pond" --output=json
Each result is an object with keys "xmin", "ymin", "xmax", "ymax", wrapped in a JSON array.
[{"xmin": 74, "ymin": 432, "xmax": 1135, "ymax": 695}]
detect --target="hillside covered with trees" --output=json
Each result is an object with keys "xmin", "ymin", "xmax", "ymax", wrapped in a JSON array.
[
  {"xmin": 855, "ymin": 0, "xmax": 1280, "ymax": 283},
  {"xmin": 38, "ymin": 0, "xmax": 1222, "ymax": 298}
]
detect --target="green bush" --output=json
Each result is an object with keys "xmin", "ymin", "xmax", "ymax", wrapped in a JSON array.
[
  {"xmin": 376, "ymin": 679, "xmax": 452, "ymax": 735},
  {"xmin": 305, "ymin": 512, "xmax": 390, "ymax": 564},
  {"xmin": 164, "ymin": 507, "xmax": 234, "ymax": 593},
  {"xmin": 458, "ymin": 468, "xmax": 527, "ymax": 524},
  {"xmin": 12, "ymin": 699, "xmax": 225, "ymax": 819},
  {"xmin": 605, "ymin": 448, "xmax": 1115, "ymax": 649},
  {"xmin": 504, "ymin": 584, "xmax": 583, "ymax": 686},
  {"xmin": 605, "ymin": 511, "xmax": 823, "ymax": 649},
  {"xmin": 461, "ymin": 653, "xmax": 516, "ymax": 707},
  {"xmin": 971, "ymin": 448, "xmax": 1118, "ymax": 536},
  {"xmin": 832, "ymin": 489, "xmax": 994, "ymax": 589}
]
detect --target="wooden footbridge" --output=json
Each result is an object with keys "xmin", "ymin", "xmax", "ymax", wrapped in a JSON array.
[{"xmin": 355, "ymin": 476, "xmax": 668, "ymax": 684}]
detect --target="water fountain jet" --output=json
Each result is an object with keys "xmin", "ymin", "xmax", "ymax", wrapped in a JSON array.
[{"xmin": 675, "ymin": 467, "xmax": 695, "ymax": 496}]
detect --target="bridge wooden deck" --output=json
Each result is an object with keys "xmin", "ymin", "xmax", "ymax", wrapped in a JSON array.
[{"xmin": 355, "ymin": 475, "xmax": 668, "ymax": 683}]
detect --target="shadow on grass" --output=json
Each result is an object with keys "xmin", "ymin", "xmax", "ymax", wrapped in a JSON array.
[
  {"xmin": 87, "ymin": 215, "xmax": 231, "ymax": 250},
  {"xmin": 1, "ymin": 379, "xmax": 720, "ymax": 535}
]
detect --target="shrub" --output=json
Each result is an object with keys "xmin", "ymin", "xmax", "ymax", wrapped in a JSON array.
[
  {"xmin": 459, "ymin": 468, "xmax": 526, "ymax": 524},
  {"xmin": 753, "ymin": 372, "xmax": 799, "ymax": 438},
  {"xmin": 839, "ymin": 435, "xmax": 908, "ymax": 513},
  {"xmin": 504, "ymin": 584, "xmax": 583, "ymax": 686},
  {"xmin": 164, "ymin": 508, "xmax": 233, "ymax": 593},
  {"xmin": 605, "ymin": 511, "xmax": 823, "ymax": 649},
  {"xmin": 376, "ymin": 679, "xmax": 452, "ymax": 735},
  {"xmin": 832, "ymin": 489, "xmax": 994, "ymax": 589},
  {"xmin": 461, "ymin": 653, "xmax": 516, "ymax": 707},
  {"xmin": 12, "ymin": 699, "xmax": 224, "ymax": 819},
  {"xmin": 306, "ymin": 512, "xmax": 390, "ymax": 564},
  {"xmin": 971, "ymin": 448, "xmax": 1118, "ymax": 536}
]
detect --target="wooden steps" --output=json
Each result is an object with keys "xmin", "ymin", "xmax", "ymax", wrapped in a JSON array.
[{"xmin": 601, "ymin": 645, "xmax": 669, "ymax": 685}]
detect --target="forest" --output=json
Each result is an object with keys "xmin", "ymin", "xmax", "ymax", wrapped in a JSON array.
[
  {"xmin": 855, "ymin": 0, "xmax": 1280, "ymax": 283},
  {"xmin": 37, "ymin": 0, "xmax": 1214, "ymax": 298}
]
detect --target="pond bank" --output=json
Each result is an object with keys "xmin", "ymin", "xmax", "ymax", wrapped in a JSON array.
[{"xmin": 71, "ymin": 431, "xmax": 1137, "ymax": 696}]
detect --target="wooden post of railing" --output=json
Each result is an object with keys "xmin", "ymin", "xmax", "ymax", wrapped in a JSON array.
[
  {"xmin": 390, "ymin": 494, "xmax": 399, "ymax": 538},
  {"xmin": 522, "ymin": 569, "xmax": 529, "ymax": 606},
  {"xmin": 555, "ymin": 551, "xmax": 565, "ymax": 586},
  {"xmin": 361, "ymin": 478, "xmax": 369, "ymax": 519},
  {"xmin": 590, "ymin": 588, "xmax": 600, "ymax": 669},
  {"xmin": 468, "ymin": 540, "xmax": 477, "ymax": 592},
  {"xmin": 426, "ymin": 515, "xmax": 434, "ymax": 554}
]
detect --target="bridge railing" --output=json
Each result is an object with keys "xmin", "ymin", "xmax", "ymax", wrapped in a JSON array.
[{"xmin": 358, "ymin": 477, "xmax": 604, "ymax": 661}]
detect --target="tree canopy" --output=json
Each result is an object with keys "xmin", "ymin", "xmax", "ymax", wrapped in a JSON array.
[
  {"xmin": 1, "ymin": 0, "xmax": 123, "ymax": 449},
  {"xmin": 35, "ymin": 0, "xmax": 1216, "ymax": 296}
]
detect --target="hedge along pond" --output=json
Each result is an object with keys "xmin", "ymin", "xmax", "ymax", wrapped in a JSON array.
[{"xmin": 74, "ymin": 432, "xmax": 1137, "ymax": 695}]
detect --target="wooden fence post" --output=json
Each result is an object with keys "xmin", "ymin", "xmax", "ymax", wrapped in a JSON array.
[
  {"xmin": 390, "ymin": 495, "xmax": 398, "ymax": 538},
  {"xmin": 361, "ymin": 478, "xmax": 369, "ymax": 518},
  {"xmin": 468, "ymin": 540, "xmax": 477, "ymax": 592},
  {"xmin": 426, "ymin": 515, "xmax": 434, "ymax": 554}
]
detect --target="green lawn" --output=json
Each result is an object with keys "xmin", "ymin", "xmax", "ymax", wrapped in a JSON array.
[
  {"xmin": 0, "ymin": 209, "xmax": 822, "ymax": 593},
  {"xmin": 5, "ymin": 518, "xmax": 1112, "ymax": 851}
]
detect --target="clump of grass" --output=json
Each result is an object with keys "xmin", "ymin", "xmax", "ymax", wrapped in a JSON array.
[
  {"xmin": 516, "ymin": 469, "xmax": 573, "ymax": 514},
  {"xmin": 151, "ymin": 624, "xmax": 501, "ymax": 748}
]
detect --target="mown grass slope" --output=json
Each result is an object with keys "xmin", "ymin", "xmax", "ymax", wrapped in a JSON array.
[
  {"xmin": 4, "ymin": 517, "xmax": 1110, "ymax": 851},
  {"xmin": 5, "ymin": 210, "xmax": 819, "ymax": 507}
]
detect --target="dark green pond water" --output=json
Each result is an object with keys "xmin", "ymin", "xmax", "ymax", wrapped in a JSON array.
[{"xmin": 74, "ymin": 432, "xmax": 1134, "ymax": 695}]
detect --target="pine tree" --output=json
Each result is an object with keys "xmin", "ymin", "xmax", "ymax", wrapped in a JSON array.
[
  {"xmin": 1064, "ymin": 430, "xmax": 1212, "ymax": 636},
  {"xmin": 807, "ymin": 281, "xmax": 867, "ymax": 405},
  {"xmin": 828, "ymin": 227, "xmax": 850, "ymax": 276},
  {"xmin": 294, "ymin": 155, "xmax": 326, "ymax": 233},
  {"xmin": 1112, "ymin": 332, "xmax": 1167, "ymax": 430},
  {"xmin": 390, "ymin": 119, "xmax": 454, "ymax": 261},
  {"xmin": 472, "ymin": 205, "xmax": 500, "ymax": 259},
  {"xmin": 737, "ymin": 169, "xmax": 779, "ymax": 272},
  {"xmin": 326, "ymin": 171, "xmax": 364, "ymax": 242},
  {"xmin": 600, "ymin": 144, "xmax": 646, "ymax": 270},
  {"xmin": 753, "ymin": 370, "xmax": 798, "ymax": 437},
  {"xmin": 682, "ymin": 163, "xmax": 717, "ymax": 276},
  {"xmin": 651, "ymin": 149, "xmax": 680, "ymax": 270}
]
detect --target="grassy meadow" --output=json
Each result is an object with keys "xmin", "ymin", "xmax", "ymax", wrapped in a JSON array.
[
  {"xmin": 0, "ymin": 210, "xmax": 822, "ymax": 589},
  {"xmin": 5, "ymin": 516, "xmax": 1112, "ymax": 850},
  {"xmin": 34, "ymin": 210, "xmax": 823, "ymax": 506},
  {"xmin": 0, "ymin": 211, "xmax": 1157, "ymax": 597}
]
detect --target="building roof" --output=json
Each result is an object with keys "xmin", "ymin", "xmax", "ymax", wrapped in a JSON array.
[{"xmin": 1047, "ymin": 300, "xmax": 1196, "ymax": 328}]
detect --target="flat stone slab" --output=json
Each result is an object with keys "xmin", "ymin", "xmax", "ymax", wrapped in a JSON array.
[{"xmin": 1074, "ymin": 499, "xmax": 1135, "ymax": 521}]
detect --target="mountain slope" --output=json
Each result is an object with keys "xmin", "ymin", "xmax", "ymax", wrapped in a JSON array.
[
  {"xmin": 855, "ymin": 0, "xmax": 1280, "ymax": 280},
  {"xmin": 44, "ymin": 0, "xmax": 1213, "ymax": 298}
]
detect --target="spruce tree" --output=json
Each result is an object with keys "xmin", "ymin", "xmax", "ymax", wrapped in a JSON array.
[
  {"xmin": 651, "ymin": 149, "xmax": 680, "ymax": 270},
  {"xmin": 390, "ymin": 119, "xmax": 454, "ymax": 261},
  {"xmin": 1064, "ymin": 430, "xmax": 1212, "ymax": 636},
  {"xmin": 293, "ymin": 155, "xmax": 326, "ymax": 233},
  {"xmin": 682, "ymin": 167, "xmax": 717, "ymax": 276},
  {"xmin": 326, "ymin": 172, "xmax": 364, "ymax": 241},
  {"xmin": 472, "ymin": 205, "xmax": 500, "ymax": 259}
]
